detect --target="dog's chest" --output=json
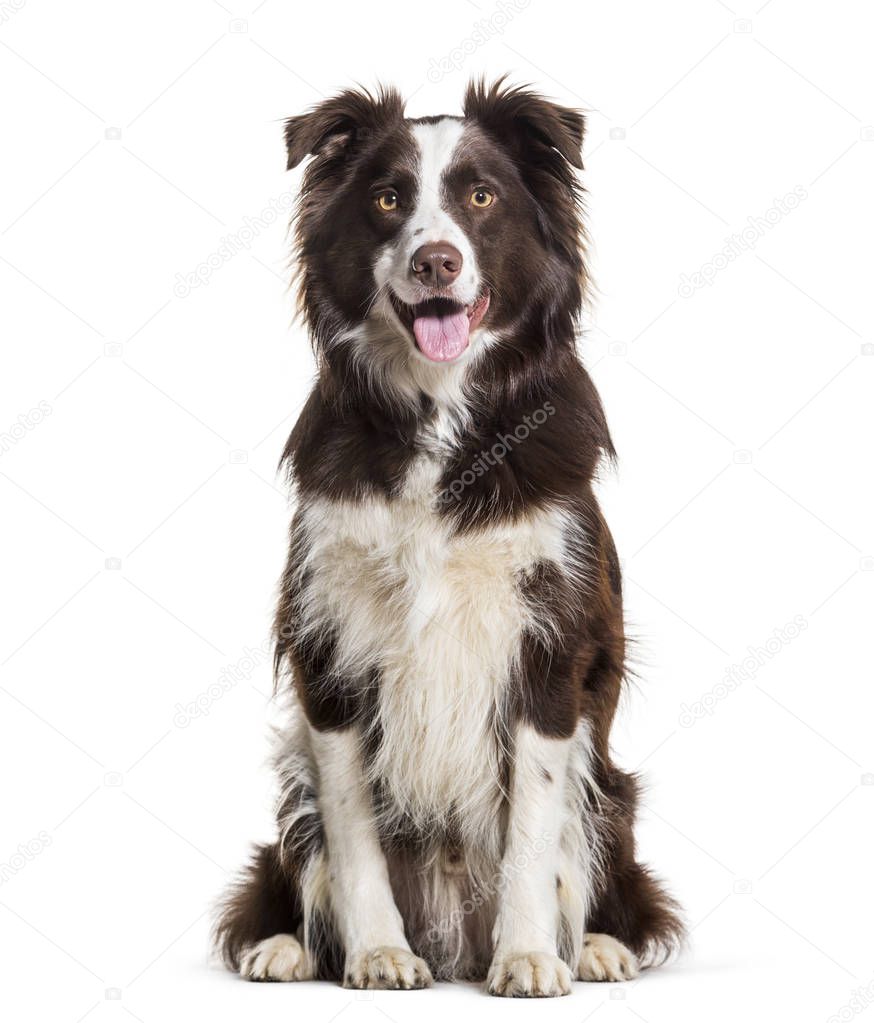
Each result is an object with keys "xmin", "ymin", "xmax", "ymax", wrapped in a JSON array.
[{"xmin": 298, "ymin": 455, "xmax": 569, "ymax": 828}]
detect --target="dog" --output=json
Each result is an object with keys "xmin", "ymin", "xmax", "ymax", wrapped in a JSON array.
[{"xmin": 215, "ymin": 78, "xmax": 683, "ymax": 997}]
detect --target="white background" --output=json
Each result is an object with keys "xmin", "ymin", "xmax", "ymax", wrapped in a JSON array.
[{"xmin": 1, "ymin": 1, "xmax": 872, "ymax": 1020}]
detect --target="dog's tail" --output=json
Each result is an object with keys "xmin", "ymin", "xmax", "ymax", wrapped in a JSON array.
[{"xmin": 589, "ymin": 857, "xmax": 685, "ymax": 966}]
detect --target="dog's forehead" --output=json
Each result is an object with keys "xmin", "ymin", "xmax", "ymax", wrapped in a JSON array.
[
  {"xmin": 409, "ymin": 117, "xmax": 465, "ymax": 185},
  {"xmin": 375, "ymin": 116, "xmax": 504, "ymax": 183}
]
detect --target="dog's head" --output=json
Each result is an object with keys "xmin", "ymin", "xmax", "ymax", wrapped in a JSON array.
[{"xmin": 285, "ymin": 79, "xmax": 586, "ymax": 400}]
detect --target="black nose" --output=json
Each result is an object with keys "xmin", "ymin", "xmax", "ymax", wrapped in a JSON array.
[{"xmin": 411, "ymin": 242, "xmax": 462, "ymax": 288}]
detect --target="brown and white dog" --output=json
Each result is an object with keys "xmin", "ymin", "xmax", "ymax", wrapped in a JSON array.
[{"xmin": 215, "ymin": 79, "xmax": 683, "ymax": 997}]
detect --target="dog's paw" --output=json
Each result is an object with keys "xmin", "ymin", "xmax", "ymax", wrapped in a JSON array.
[
  {"xmin": 578, "ymin": 933, "xmax": 639, "ymax": 981},
  {"xmin": 343, "ymin": 946, "xmax": 433, "ymax": 990},
  {"xmin": 487, "ymin": 951, "xmax": 573, "ymax": 997},
  {"xmin": 240, "ymin": 933, "xmax": 313, "ymax": 981}
]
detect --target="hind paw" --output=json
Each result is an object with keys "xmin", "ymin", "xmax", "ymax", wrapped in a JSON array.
[
  {"xmin": 240, "ymin": 934, "xmax": 313, "ymax": 981},
  {"xmin": 578, "ymin": 933, "xmax": 638, "ymax": 981}
]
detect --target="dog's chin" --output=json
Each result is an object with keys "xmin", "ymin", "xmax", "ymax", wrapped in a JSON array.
[{"xmin": 387, "ymin": 291, "xmax": 490, "ymax": 364}]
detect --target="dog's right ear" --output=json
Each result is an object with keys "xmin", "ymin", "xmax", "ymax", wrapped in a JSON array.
[{"xmin": 284, "ymin": 86, "xmax": 405, "ymax": 170}]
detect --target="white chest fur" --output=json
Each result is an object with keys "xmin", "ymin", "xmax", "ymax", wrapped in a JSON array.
[{"xmin": 295, "ymin": 455, "xmax": 573, "ymax": 840}]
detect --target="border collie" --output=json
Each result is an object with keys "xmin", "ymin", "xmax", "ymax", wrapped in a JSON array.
[{"xmin": 216, "ymin": 78, "xmax": 682, "ymax": 997}]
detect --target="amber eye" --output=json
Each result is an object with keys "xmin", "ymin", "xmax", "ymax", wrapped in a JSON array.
[
  {"xmin": 470, "ymin": 188, "xmax": 494, "ymax": 208},
  {"xmin": 376, "ymin": 190, "xmax": 398, "ymax": 211}
]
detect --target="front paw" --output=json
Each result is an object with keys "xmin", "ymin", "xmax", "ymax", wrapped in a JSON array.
[
  {"xmin": 343, "ymin": 946, "xmax": 433, "ymax": 990},
  {"xmin": 487, "ymin": 951, "xmax": 573, "ymax": 997}
]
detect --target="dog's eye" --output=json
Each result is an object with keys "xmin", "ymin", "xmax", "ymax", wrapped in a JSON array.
[
  {"xmin": 376, "ymin": 191, "xmax": 399, "ymax": 212},
  {"xmin": 470, "ymin": 188, "xmax": 494, "ymax": 208}
]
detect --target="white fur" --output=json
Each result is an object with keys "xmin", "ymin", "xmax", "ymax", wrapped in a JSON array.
[
  {"xmin": 308, "ymin": 727, "xmax": 411, "ymax": 955},
  {"xmin": 240, "ymin": 933, "xmax": 312, "ymax": 981},
  {"xmin": 302, "ymin": 726, "xmax": 434, "ymax": 989},
  {"xmin": 343, "ymin": 946, "xmax": 432, "ymax": 990},
  {"xmin": 274, "ymin": 714, "xmax": 320, "ymax": 867},
  {"xmin": 335, "ymin": 316, "xmax": 489, "ymax": 413},
  {"xmin": 492, "ymin": 726, "xmax": 569, "ymax": 952},
  {"xmin": 556, "ymin": 719, "xmax": 607, "ymax": 968},
  {"xmin": 487, "ymin": 725, "xmax": 574, "ymax": 996},
  {"xmin": 578, "ymin": 933, "xmax": 639, "ymax": 981},
  {"xmin": 488, "ymin": 949, "xmax": 573, "ymax": 997},
  {"xmin": 294, "ymin": 458, "xmax": 578, "ymax": 852}
]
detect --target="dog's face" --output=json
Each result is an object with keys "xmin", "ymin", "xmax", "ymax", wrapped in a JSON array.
[{"xmin": 286, "ymin": 81, "xmax": 585, "ymax": 385}]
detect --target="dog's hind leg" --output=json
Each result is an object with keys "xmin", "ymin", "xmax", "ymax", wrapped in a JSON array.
[
  {"xmin": 584, "ymin": 767, "xmax": 685, "ymax": 969},
  {"xmin": 215, "ymin": 726, "xmax": 343, "ymax": 981},
  {"xmin": 214, "ymin": 842, "xmax": 314, "ymax": 980}
]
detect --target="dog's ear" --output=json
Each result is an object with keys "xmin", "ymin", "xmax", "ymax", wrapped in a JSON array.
[
  {"xmin": 463, "ymin": 77, "xmax": 585, "ymax": 170},
  {"xmin": 284, "ymin": 86, "xmax": 405, "ymax": 170},
  {"xmin": 465, "ymin": 78, "xmax": 585, "ymax": 263}
]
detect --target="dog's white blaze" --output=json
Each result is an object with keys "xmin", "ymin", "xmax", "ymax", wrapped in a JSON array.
[
  {"xmin": 374, "ymin": 117, "xmax": 479, "ymax": 310},
  {"xmin": 295, "ymin": 457, "xmax": 577, "ymax": 850},
  {"xmin": 360, "ymin": 118, "xmax": 495, "ymax": 410},
  {"xmin": 408, "ymin": 119, "xmax": 478, "ymax": 299}
]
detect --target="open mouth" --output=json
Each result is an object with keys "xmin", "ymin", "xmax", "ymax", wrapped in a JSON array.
[{"xmin": 389, "ymin": 292, "xmax": 490, "ymax": 363}]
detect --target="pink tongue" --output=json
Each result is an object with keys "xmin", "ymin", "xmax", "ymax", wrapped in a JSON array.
[{"xmin": 413, "ymin": 311, "xmax": 470, "ymax": 362}]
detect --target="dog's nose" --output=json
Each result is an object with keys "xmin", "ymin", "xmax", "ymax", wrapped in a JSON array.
[{"xmin": 411, "ymin": 242, "xmax": 462, "ymax": 288}]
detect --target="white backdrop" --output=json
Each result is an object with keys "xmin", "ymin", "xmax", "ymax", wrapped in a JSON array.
[{"xmin": 1, "ymin": 1, "xmax": 872, "ymax": 1020}]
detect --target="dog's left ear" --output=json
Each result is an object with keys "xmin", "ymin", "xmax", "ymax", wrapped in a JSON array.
[
  {"xmin": 284, "ymin": 86, "xmax": 405, "ymax": 170},
  {"xmin": 463, "ymin": 77, "xmax": 585, "ymax": 170}
]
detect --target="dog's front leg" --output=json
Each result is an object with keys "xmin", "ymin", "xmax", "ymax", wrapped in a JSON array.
[
  {"xmin": 310, "ymin": 726, "xmax": 432, "ymax": 989},
  {"xmin": 487, "ymin": 724, "xmax": 573, "ymax": 997}
]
